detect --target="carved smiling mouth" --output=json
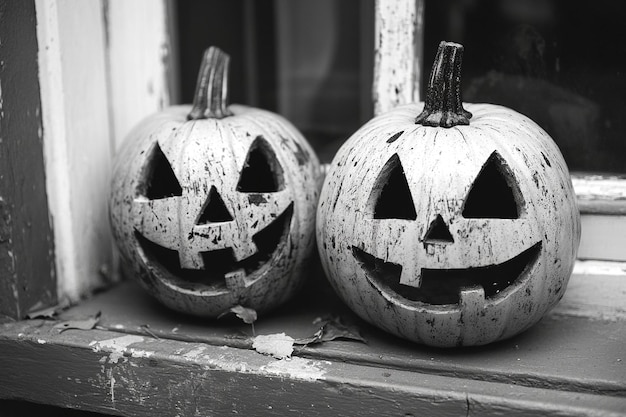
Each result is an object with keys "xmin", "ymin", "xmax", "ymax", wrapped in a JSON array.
[
  {"xmin": 352, "ymin": 242, "xmax": 542, "ymax": 305},
  {"xmin": 135, "ymin": 204, "xmax": 293, "ymax": 290}
]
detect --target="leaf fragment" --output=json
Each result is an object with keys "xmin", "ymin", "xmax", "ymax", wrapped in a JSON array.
[
  {"xmin": 218, "ymin": 305, "xmax": 258, "ymax": 335},
  {"xmin": 218, "ymin": 305, "xmax": 257, "ymax": 324},
  {"xmin": 26, "ymin": 298, "xmax": 71, "ymax": 320},
  {"xmin": 53, "ymin": 311, "xmax": 101, "ymax": 333},
  {"xmin": 140, "ymin": 324, "xmax": 160, "ymax": 339},
  {"xmin": 295, "ymin": 316, "xmax": 367, "ymax": 346}
]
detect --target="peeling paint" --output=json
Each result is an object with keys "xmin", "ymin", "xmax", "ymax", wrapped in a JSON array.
[
  {"xmin": 182, "ymin": 346, "xmax": 206, "ymax": 361},
  {"xmin": 110, "ymin": 373, "xmax": 116, "ymax": 404},
  {"xmin": 180, "ymin": 345, "xmax": 254, "ymax": 374},
  {"xmin": 90, "ymin": 335, "xmax": 146, "ymax": 363},
  {"xmin": 259, "ymin": 357, "xmax": 328, "ymax": 381}
]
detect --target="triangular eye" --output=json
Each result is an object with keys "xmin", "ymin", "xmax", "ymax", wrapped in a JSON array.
[
  {"xmin": 237, "ymin": 136, "xmax": 284, "ymax": 192},
  {"xmin": 196, "ymin": 186, "xmax": 234, "ymax": 224},
  {"xmin": 462, "ymin": 152, "xmax": 523, "ymax": 219},
  {"xmin": 145, "ymin": 142, "xmax": 182, "ymax": 199},
  {"xmin": 370, "ymin": 154, "xmax": 417, "ymax": 220},
  {"xmin": 424, "ymin": 215, "xmax": 454, "ymax": 244}
]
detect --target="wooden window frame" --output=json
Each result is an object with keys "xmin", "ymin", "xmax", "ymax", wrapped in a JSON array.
[
  {"xmin": 0, "ymin": 0, "xmax": 621, "ymax": 323},
  {"xmin": 33, "ymin": 0, "xmax": 175, "ymax": 309},
  {"xmin": 0, "ymin": 1, "xmax": 624, "ymax": 414}
]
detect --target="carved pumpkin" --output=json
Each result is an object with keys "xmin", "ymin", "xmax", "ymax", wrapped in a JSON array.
[
  {"xmin": 317, "ymin": 42, "xmax": 581, "ymax": 347},
  {"xmin": 110, "ymin": 47, "xmax": 320, "ymax": 317}
]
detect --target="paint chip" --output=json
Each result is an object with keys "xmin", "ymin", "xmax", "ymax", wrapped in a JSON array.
[
  {"xmin": 260, "ymin": 357, "xmax": 327, "ymax": 381},
  {"xmin": 90, "ymin": 334, "xmax": 145, "ymax": 364},
  {"xmin": 253, "ymin": 333, "xmax": 295, "ymax": 359},
  {"xmin": 183, "ymin": 346, "xmax": 207, "ymax": 361}
]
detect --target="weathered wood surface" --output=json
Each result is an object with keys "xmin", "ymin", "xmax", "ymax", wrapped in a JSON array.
[
  {"xmin": 373, "ymin": 0, "xmax": 424, "ymax": 116},
  {"xmin": 0, "ymin": 279, "xmax": 625, "ymax": 416},
  {"xmin": 36, "ymin": 0, "xmax": 115, "ymax": 302},
  {"xmin": 46, "ymin": 277, "xmax": 626, "ymax": 395},
  {"xmin": 34, "ymin": 0, "xmax": 174, "ymax": 303},
  {"xmin": 0, "ymin": 0, "xmax": 57, "ymax": 319},
  {"xmin": 572, "ymin": 174, "xmax": 626, "ymax": 215},
  {"xmin": 560, "ymin": 260, "xmax": 626, "ymax": 320},
  {"xmin": 571, "ymin": 173, "xmax": 626, "ymax": 263},
  {"xmin": 106, "ymin": 0, "xmax": 174, "ymax": 151},
  {"xmin": 578, "ymin": 215, "xmax": 626, "ymax": 262}
]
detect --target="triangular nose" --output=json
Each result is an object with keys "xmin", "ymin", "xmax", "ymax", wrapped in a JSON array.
[
  {"xmin": 424, "ymin": 215, "xmax": 454, "ymax": 244},
  {"xmin": 196, "ymin": 186, "xmax": 234, "ymax": 224}
]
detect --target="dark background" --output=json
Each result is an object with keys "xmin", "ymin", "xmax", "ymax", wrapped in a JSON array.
[{"xmin": 175, "ymin": 0, "xmax": 626, "ymax": 172}]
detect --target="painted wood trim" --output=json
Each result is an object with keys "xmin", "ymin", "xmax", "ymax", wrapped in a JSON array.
[
  {"xmin": 572, "ymin": 173, "xmax": 626, "ymax": 215},
  {"xmin": 554, "ymin": 260, "xmax": 626, "ymax": 320},
  {"xmin": 105, "ymin": 0, "xmax": 173, "ymax": 151},
  {"xmin": 35, "ymin": 0, "xmax": 174, "ymax": 304},
  {"xmin": 359, "ymin": 0, "xmax": 375, "ymax": 124},
  {"xmin": 373, "ymin": 0, "xmax": 424, "ymax": 116},
  {"xmin": 56, "ymin": 278, "xmax": 626, "ymax": 389},
  {"xmin": 578, "ymin": 214, "xmax": 626, "ymax": 262},
  {"xmin": 35, "ymin": 0, "xmax": 115, "ymax": 303},
  {"xmin": 1, "ymin": 319, "xmax": 624, "ymax": 416},
  {"xmin": 0, "ymin": 0, "xmax": 57, "ymax": 319},
  {"xmin": 570, "ymin": 172, "xmax": 626, "ymax": 262}
]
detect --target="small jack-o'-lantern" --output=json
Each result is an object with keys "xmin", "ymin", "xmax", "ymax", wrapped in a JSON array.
[
  {"xmin": 110, "ymin": 47, "xmax": 320, "ymax": 317},
  {"xmin": 317, "ymin": 41, "xmax": 581, "ymax": 347}
]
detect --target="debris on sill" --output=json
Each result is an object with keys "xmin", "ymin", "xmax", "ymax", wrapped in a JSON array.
[
  {"xmin": 252, "ymin": 316, "xmax": 367, "ymax": 359},
  {"xmin": 53, "ymin": 311, "xmax": 101, "ymax": 333}
]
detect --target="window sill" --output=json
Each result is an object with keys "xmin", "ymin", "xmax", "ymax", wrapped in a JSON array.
[{"xmin": 1, "ymin": 267, "xmax": 625, "ymax": 416}]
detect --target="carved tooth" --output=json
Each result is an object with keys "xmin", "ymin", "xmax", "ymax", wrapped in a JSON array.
[
  {"xmin": 460, "ymin": 286, "xmax": 486, "ymax": 310},
  {"xmin": 225, "ymin": 269, "xmax": 247, "ymax": 291}
]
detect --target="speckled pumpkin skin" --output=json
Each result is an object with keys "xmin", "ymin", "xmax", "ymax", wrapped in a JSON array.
[
  {"xmin": 110, "ymin": 104, "xmax": 320, "ymax": 317},
  {"xmin": 317, "ymin": 103, "xmax": 581, "ymax": 347}
]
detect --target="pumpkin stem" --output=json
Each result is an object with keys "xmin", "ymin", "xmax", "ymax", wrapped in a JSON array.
[
  {"xmin": 188, "ymin": 46, "xmax": 233, "ymax": 120},
  {"xmin": 415, "ymin": 41, "xmax": 472, "ymax": 128}
]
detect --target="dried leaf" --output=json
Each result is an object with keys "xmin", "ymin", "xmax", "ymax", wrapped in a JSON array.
[
  {"xmin": 218, "ymin": 305, "xmax": 258, "ymax": 336},
  {"xmin": 26, "ymin": 298, "xmax": 70, "ymax": 320},
  {"xmin": 218, "ymin": 305, "xmax": 257, "ymax": 324},
  {"xmin": 54, "ymin": 311, "xmax": 101, "ymax": 333},
  {"xmin": 26, "ymin": 305, "xmax": 58, "ymax": 320},
  {"xmin": 295, "ymin": 317, "xmax": 367, "ymax": 346},
  {"xmin": 140, "ymin": 324, "xmax": 160, "ymax": 339}
]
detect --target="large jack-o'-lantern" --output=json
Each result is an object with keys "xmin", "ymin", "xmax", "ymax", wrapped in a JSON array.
[
  {"xmin": 317, "ymin": 41, "xmax": 581, "ymax": 347},
  {"xmin": 110, "ymin": 47, "xmax": 320, "ymax": 317}
]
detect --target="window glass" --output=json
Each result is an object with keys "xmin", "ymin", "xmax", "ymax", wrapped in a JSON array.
[
  {"xmin": 424, "ymin": 0, "xmax": 626, "ymax": 173},
  {"xmin": 176, "ymin": 0, "xmax": 372, "ymax": 163}
]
